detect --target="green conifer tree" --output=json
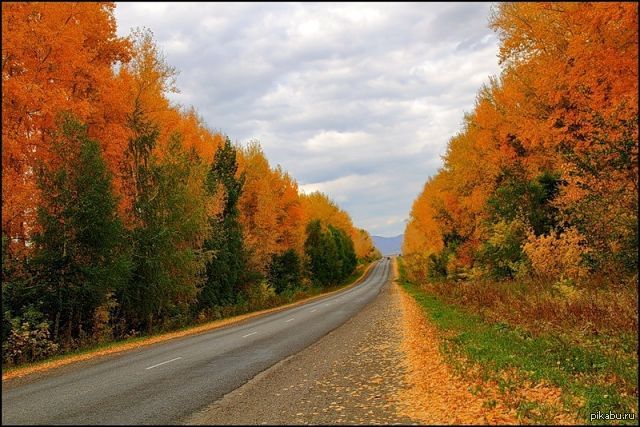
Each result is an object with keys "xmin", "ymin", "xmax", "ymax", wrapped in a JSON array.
[
  {"xmin": 32, "ymin": 114, "xmax": 130, "ymax": 343},
  {"xmin": 200, "ymin": 137, "xmax": 247, "ymax": 309}
]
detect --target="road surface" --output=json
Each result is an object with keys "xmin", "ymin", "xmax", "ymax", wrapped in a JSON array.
[
  {"xmin": 186, "ymin": 257, "xmax": 416, "ymax": 425},
  {"xmin": 2, "ymin": 258, "xmax": 392, "ymax": 425}
]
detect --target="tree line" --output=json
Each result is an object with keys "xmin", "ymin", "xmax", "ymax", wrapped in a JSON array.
[
  {"xmin": 403, "ymin": 2, "xmax": 637, "ymax": 286},
  {"xmin": 1, "ymin": 3, "xmax": 380, "ymax": 365}
]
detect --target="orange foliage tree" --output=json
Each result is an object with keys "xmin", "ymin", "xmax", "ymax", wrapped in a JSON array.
[
  {"xmin": 237, "ymin": 142, "xmax": 307, "ymax": 274},
  {"xmin": 2, "ymin": 2, "xmax": 131, "ymax": 251},
  {"xmin": 403, "ymin": 2, "xmax": 638, "ymax": 283}
]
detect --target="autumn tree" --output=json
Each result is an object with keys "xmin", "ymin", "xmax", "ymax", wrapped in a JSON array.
[
  {"xmin": 489, "ymin": 2, "xmax": 638, "ymax": 277},
  {"xmin": 2, "ymin": 2, "xmax": 131, "ymax": 251},
  {"xmin": 301, "ymin": 192, "xmax": 354, "ymax": 234},
  {"xmin": 237, "ymin": 143, "xmax": 308, "ymax": 274},
  {"xmin": 404, "ymin": 2, "xmax": 638, "ymax": 285},
  {"xmin": 300, "ymin": 191, "xmax": 377, "ymax": 263},
  {"xmin": 352, "ymin": 228, "xmax": 381, "ymax": 262}
]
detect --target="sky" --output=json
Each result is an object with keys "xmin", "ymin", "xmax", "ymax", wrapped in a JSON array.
[{"xmin": 114, "ymin": 2, "xmax": 501, "ymax": 237}]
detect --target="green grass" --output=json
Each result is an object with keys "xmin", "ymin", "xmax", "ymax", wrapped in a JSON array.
[{"xmin": 397, "ymin": 259, "xmax": 638, "ymax": 425}]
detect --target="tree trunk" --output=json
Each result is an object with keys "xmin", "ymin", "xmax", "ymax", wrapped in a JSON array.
[{"xmin": 54, "ymin": 311, "xmax": 60, "ymax": 340}]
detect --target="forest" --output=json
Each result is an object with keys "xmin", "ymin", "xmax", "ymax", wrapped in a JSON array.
[
  {"xmin": 404, "ymin": 1, "xmax": 637, "ymax": 311},
  {"xmin": 401, "ymin": 2, "xmax": 637, "ymax": 420},
  {"xmin": 1, "ymin": 2, "xmax": 380, "ymax": 365}
]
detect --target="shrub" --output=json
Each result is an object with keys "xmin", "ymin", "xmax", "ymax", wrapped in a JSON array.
[
  {"xmin": 427, "ymin": 252, "xmax": 449, "ymax": 280},
  {"xmin": 245, "ymin": 280, "xmax": 277, "ymax": 310},
  {"xmin": 523, "ymin": 227, "xmax": 591, "ymax": 283},
  {"xmin": 2, "ymin": 315, "xmax": 59, "ymax": 365},
  {"xmin": 91, "ymin": 291, "xmax": 118, "ymax": 343},
  {"xmin": 478, "ymin": 219, "xmax": 527, "ymax": 279}
]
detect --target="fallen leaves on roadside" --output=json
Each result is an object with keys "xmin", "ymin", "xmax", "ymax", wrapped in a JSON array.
[{"xmin": 393, "ymin": 257, "xmax": 578, "ymax": 424}]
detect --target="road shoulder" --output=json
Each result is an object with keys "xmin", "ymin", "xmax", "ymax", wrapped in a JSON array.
[{"xmin": 186, "ymin": 260, "xmax": 417, "ymax": 425}]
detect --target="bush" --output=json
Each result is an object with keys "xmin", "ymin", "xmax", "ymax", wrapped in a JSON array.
[
  {"xmin": 419, "ymin": 277, "xmax": 637, "ymax": 340},
  {"xmin": 91, "ymin": 291, "xmax": 118, "ymax": 343},
  {"xmin": 523, "ymin": 227, "xmax": 591, "ymax": 283},
  {"xmin": 2, "ymin": 315, "xmax": 59, "ymax": 366},
  {"xmin": 477, "ymin": 219, "xmax": 527, "ymax": 279},
  {"xmin": 427, "ymin": 251, "xmax": 449, "ymax": 280},
  {"xmin": 245, "ymin": 280, "xmax": 277, "ymax": 311}
]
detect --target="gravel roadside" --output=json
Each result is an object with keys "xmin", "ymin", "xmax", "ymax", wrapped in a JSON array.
[{"xmin": 186, "ymin": 264, "xmax": 419, "ymax": 425}]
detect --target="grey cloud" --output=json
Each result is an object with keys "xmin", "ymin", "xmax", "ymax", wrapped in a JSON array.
[{"xmin": 115, "ymin": 2, "xmax": 500, "ymax": 237}]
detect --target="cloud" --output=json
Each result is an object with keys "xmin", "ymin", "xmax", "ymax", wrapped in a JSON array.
[{"xmin": 115, "ymin": 2, "xmax": 500, "ymax": 236}]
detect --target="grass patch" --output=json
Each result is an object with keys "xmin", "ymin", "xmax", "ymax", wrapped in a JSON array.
[{"xmin": 397, "ymin": 258, "xmax": 638, "ymax": 425}]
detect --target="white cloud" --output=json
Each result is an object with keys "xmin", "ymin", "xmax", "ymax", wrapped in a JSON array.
[
  {"xmin": 304, "ymin": 131, "xmax": 371, "ymax": 153},
  {"xmin": 114, "ymin": 2, "xmax": 501, "ymax": 236},
  {"xmin": 165, "ymin": 34, "xmax": 191, "ymax": 55}
]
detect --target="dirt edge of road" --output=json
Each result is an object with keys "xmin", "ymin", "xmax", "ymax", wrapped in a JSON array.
[
  {"xmin": 394, "ymin": 273, "xmax": 518, "ymax": 424},
  {"xmin": 393, "ymin": 257, "xmax": 578, "ymax": 425},
  {"xmin": 2, "ymin": 261, "xmax": 378, "ymax": 382}
]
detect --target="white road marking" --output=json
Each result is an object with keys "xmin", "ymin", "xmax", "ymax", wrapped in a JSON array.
[
  {"xmin": 145, "ymin": 357, "xmax": 182, "ymax": 370},
  {"xmin": 310, "ymin": 308, "xmax": 317, "ymax": 313},
  {"xmin": 242, "ymin": 332, "xmax": 257, "ymax": 338},
  {"xmin": 284, "ymin": 318, "xmax": 295, "ymax": 322}
]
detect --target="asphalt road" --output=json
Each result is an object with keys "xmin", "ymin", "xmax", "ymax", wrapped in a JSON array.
[{"xmin": 2, "ymin": 258, "xmax": 391, "ymax": 425}]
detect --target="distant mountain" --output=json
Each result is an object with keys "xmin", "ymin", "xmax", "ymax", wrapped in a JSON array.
[{"xmin": 372, "ymin": 234, "xmax": 403, "ymax": 256}]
